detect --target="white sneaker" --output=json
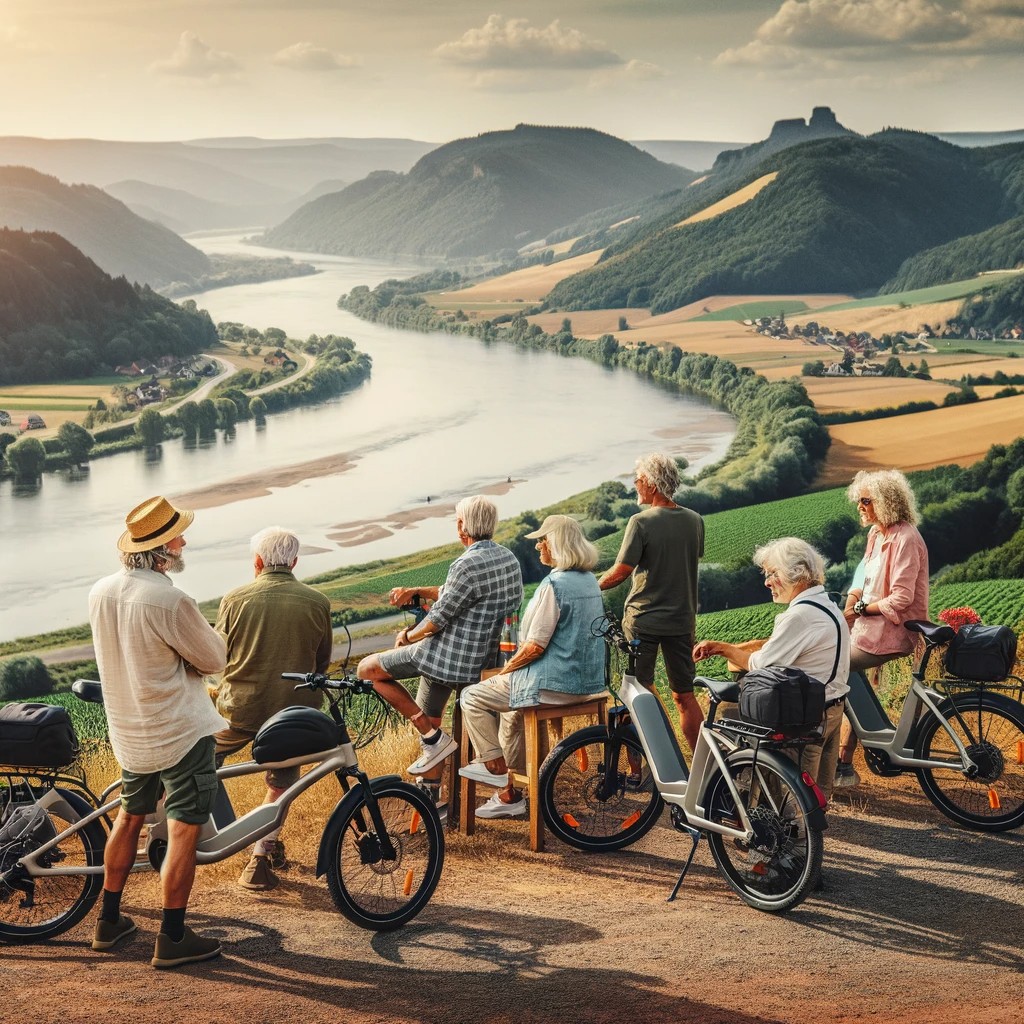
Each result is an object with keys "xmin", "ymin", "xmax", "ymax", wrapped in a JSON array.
[
  {"xmin": 475, "ymin": 792, "xmax": 527, "ymax": 819},
  {"xmin": 407, "ymin": 730, "xmax": 458, "ymax": 775},
  {"xmin": 458, "ymin": 762, "xmax": 509, "ymax": 787}
]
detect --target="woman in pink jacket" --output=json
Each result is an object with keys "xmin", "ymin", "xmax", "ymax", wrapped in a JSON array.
[{"xmin": 835, "ymin": 469, "xmax": 929, "ymax": 787}]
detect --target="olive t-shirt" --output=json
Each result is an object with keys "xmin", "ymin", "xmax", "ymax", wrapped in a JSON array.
[{"xmin": 616, "ymin": 505, "xmax": 704, "ymax": 637}]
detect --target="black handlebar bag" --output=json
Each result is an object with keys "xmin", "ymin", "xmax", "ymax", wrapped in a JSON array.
[
  {"xmin": 944, "ymin": 624, "xmax": 1017, "ymax": 682},
  {"xmin": 0, "ymin": 703, "xmax": 80, "ymax": 768},
  {"xmin": 739, "ymin": 666, "xmax": 826, "ymax": 738}
]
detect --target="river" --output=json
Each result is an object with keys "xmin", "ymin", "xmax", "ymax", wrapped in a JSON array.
[{"xmin": 0, "ymin": 234, "xmax": 734, "ymax": 643}]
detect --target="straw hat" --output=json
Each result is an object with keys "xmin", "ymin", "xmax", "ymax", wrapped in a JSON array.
[{"xmin": 118, "ymin": 496, "xmax": 194, "ymax": 553}]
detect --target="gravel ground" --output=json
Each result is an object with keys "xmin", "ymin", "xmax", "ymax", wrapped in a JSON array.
[{"xmin": 3, "ymin": 769, "xmax": 1022, "ymax": 1024}]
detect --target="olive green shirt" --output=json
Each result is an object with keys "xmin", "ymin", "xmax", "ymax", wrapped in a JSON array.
[
  {"xmin": 215, "ymin": 568, "xmax": 333, "ymax": 732},
  {"xmin": 616, "ymin": 505, "xmax": 704, "ymax": 637}
]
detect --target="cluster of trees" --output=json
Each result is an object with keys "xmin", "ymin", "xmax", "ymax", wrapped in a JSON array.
[
  {"xmin": 957, "ymin": 275, "xmax": 1024, "ymax": 335},
  {"xmin": 0, "ymin": 229, "xmax": 217, "ymax": 385},
  {"xmin": 0, "ymin": 656, "xmax": 53, "ymax": 700},
  {"xmin": 341, "ymin": 282, "xmax": 831, "ymax": 515}
]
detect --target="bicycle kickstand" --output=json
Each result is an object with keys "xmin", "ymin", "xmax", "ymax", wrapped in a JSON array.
[{"xmin": 667, "ymin": 818, "xmax": 702, "ymax": 903}]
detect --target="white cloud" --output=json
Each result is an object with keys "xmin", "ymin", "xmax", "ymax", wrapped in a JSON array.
[
  {"xmin": 621, "ymin": 58, "xmax": 667, "ymax": 80},
  {"xmin": 272, "ymin": 41, "xmax": 355, "ymax": 72},
  {"xmin": 435, "ymin": 14, "xmax": 625, "ymax": 70},
  {"xmin": 150, "ymin": 31, "xmax": 241, "ymax": 79}
]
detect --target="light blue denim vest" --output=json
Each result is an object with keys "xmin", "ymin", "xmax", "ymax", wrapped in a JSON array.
[{"xmin": 508, "ymin": 569, "xmax": 607, "ymax": 709}]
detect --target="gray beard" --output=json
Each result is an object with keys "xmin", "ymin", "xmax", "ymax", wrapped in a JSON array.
[{"xmin": 162, "ymin": 553, "xmax": 186, "ymax": 574}]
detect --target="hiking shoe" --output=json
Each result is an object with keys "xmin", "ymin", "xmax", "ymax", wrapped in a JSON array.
[
  {"xmin": 833, "ymin": 761, "xmax": 861, "ymax": 788},
  {"xmin": 238, "ymin": 854, "xmax": 278, "ymax": 891},
  {"xmin": 475, "ymin": 793, "xmax": 527, "ymax": 819},
  {"xmin": 92, "ymin": 914, "xmax": 137, "ymax": 951},
  {"xmin": 458, "ymin": 762, "xmax": 509, "ymax": 787},
  {"xmin": 407, "ymin": 730, "xmax": 458, "ymax": 775},
  {"xmin": 151, "ymin": 926, "xmax": 222, "ymax": 969},
  {"xmin": 260, "ymin": 839, "xmax": 288, "ymax": 871}
]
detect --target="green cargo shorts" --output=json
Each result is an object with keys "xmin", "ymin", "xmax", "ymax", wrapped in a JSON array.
[{"xmin": 120, "ymin": 735, "xmax": 218, "ymax": 825}]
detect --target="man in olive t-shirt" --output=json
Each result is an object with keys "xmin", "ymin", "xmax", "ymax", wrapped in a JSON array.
[{"xmin": 599, "ymin": 454, "xmax": 704, "ymax": 753}]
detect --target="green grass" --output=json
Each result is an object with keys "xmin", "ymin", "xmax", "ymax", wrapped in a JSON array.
[
  {"xmin": 0, "ymin": 692, "xmax": 109, "ymax": 741},
  {"xmin": 0, "ymin": 625, "xmax": 94, "ymax": 658},
  {"xmin": 819, "ymin": 273, "xmax": 1019, "ymax": 312},
  {"xmin": 930, "ymin": 579, "xmax": 1024, "ymax": 628},
  {"xmin": 930, "ymin": 339, "xmax": 1024, "ymax": 357},
  {"xmin": 0, "ymin": 401, "xmax": 94, "ymax": 410},
  {"xmin": 692, "ymin": 300, "xmax": 811, "ymax": 322}
]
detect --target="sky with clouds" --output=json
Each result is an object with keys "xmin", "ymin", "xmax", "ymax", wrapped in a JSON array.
[{"xmin": 1, "ymin": 0, "xmax": 1022, "ymax": 143}]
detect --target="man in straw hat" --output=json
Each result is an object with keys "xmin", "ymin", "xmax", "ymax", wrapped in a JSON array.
[{"xmin": 88, "ymin": 495, "xmax": 228, "ymax": 969}]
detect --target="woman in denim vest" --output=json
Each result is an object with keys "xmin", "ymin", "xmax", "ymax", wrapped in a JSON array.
[{"xmin": 459, "ymin": 515, "xmax": 607, "ymax": 818}]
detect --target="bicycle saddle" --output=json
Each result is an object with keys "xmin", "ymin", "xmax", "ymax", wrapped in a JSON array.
[
  {"xmin": 72, "ymin": 679, "xmax": 105, "ymax": 704},
  {"xmin": 693, "ymin": 676, "xmax": 740, "ymax": 703},
  {"xmin": 904, "ymin": 620, "xmax": 955, "ymax": 646}
]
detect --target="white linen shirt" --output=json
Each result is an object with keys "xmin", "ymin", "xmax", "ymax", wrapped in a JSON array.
[
  {"xmin": 747, "ymin": 585, "xmax": 851, "ymax": 702},
  {"xmin": 89, "ymin": 568, "xmax": 228, "ymax": 774}
]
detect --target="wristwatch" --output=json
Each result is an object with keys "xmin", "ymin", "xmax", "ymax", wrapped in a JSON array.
[{"xmin": 853, "ymin": 599, "xmax": 869, "ymax": 616}]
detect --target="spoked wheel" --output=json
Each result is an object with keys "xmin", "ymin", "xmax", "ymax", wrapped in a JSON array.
[
  {"xmin": 0, "ymin": 787, "xmax": 105, "ymax": 943},
  {"xmin": 914, "ymin": 695, "xmax": 1024, "ymax": 832},
  {"xmin": 704, "ymin": 751, "xmax": 822, "ymax": 913},
  {"xmin": 538, "ymin": 725, "xmax": 663, "ymax": 851},
  {"xmin": 325, "ymin": 780, "xmax": 444, "ymax": 931}
]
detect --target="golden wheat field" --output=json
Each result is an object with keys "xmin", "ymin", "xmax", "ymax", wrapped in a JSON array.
[
  {"xmin": 674, "ymin": 171, "xmax": 779, "ymax": 227},
  {"xmin": 433, "ymin": 249, "xmax": 604, "ymax": 304},
  {"xmin": 819, "ymin": 392, "xmax": 1024, "ymax": 485},
  {"xmin": 799, "ymin": 376, "xmax": 957, "ymax": 413}
]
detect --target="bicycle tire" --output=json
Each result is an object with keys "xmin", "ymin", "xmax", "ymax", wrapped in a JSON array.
[
  {"xmin": 704, "ymin": 750, "xmax": 822, "ymax": 913},
  {"xmin": 914, "ymin": 693, "xmax": 1024, "ymax": 832},
  {"xmin": 324, "ymin": 780, "xmax": 443, "ymax": 931},
  {"xmin": 0, "ymin": 787, "xmax": 105, "ymax": 943},
  {"xmin": 538, "ymin": 724, "xmax": 663, "ymax": 852}
]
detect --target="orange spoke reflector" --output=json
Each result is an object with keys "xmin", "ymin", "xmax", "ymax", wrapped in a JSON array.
[
  {"xmin": 752, "ymin": 862, "xmax": 767, "ymax": 876},
  {"xmin": 989, "ymin": 789, "xmax": 1001, "ymax": 810},
  {"xmin": 1017, "ymin": 741, "xmax": 1024, "ymax": 765},
  {"xmin": 562, "ymin": 813, "xmax": 580, "ymax": 828},
  {"xmin": 403, "ymin": 869, "xmax": 414, "ymax": 896},
  {"xmin": 621, "ymin": 811, "xmax": 641, "ymax": 830},
  {"xmin": 577, "ymin": 749, "xmax": 589, "ymax": 772},
  {"xmin": 409, "ymin": 810, "xmax": 421, "ymax": 834}
]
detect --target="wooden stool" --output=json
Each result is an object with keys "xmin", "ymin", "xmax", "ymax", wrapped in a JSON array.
[{"xmin": 460, "ymin": 697, "xmax": 608, "ymax": 851}]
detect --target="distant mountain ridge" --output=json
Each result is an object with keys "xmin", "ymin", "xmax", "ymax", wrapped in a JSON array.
[
  {"xmin": 0, "ymin": 228, "xmax": 216, "ymax": 385},
  {"xmin": 546, "ymin": 131, "xmax": 1024, "ymax": 314},
  {"xmin": 0, "ymin": 165, "xmax": 211, "ymax": 288},
  {"xmin": 262, "ymin": 124, "xmax": 695, "ymax": 259}
]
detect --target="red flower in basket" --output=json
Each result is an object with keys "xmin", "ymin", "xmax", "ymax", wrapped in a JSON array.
[{"xmin": 938, "ymin": 606, "xmax": 982, "ymax": 632}]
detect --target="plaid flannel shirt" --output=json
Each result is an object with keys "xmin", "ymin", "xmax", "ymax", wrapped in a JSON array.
[{"xmin": 412, "ymin": 540, "xmax": 523, "ymax": 685}]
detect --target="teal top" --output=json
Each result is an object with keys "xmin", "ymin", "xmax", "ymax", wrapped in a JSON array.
[{"xmin": 507, "ymin": 569, "xmax": 606, "ymax": 709}]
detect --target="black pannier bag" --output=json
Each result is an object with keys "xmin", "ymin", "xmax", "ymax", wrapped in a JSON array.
[
  {"xmin": 739, "ymin": 666, "xmax": 826, "ymax": 738},
  {"xmin": 252, "ymin": 706, "xmax": 341, "ymax": 764},
  {"xmin": 0, "ymin": 703, "xmax": 80, "ymax": 768},
  {"xmin": 944, "ymin": 623, "xmax": 1017, "ymax": 682}
]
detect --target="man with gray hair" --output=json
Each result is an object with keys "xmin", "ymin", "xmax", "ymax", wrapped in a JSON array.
[
  {"xmin": 357, "ymin": 495, "xmax": 523, "ymax": 807},
  {"xmin": 89, "ymin": 495, "xmax": 227, "ymax": 968},
  {"xmin": 600, "ymin": 453, "xmax": 705, "ymax": 755},
  {"xmin": 214, "ymin": 526, "xmax": 333, "ymax": 891}
]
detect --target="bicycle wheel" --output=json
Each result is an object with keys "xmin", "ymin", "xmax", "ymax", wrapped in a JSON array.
[
  {"xmin": 0, "ymin": 787, "xmax": 105, "ymax": 943},
  {"xmin": 538, "ymin": 724, "xmax": 663, "ymax": 851},
  {"xmin": 325, "ymin": 780, "xmax": 443, "ymax": 931},
  {"xmin": 704, "ymin": 751, "xmax": 822, "ymax": 913},
  {"xmin": 914, "ymin": 694, "xmax": 1024, "ymax": 832}
]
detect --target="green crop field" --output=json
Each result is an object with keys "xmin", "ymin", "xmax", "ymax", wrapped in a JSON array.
[
  {"xmin": 317, "ymin": 558, "xmax": 455, "ymax": 609},
  {"xmin": 930, "ymin": 579, "xmax": 1024, "ymax": 628},
  {"xmin": 930, "ymin": 339, "xmax": 1024, "ymax": 357},
  {"xmin": 0, "ymin": 692, "xmax": 109, "ymax": 742},
  {"xmin": 692, "ymin": 300, "xmax": 810, "ymax": 322},
  {"xmin": 820, "ymin": 273, "xmax": 1019, "ymax": 312}
]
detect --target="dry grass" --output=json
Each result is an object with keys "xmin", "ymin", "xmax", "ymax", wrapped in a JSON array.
[
  {"xmin": 800, "ymin": 376, "xmax": 957, "ymax": 413},
  {"xmin": 923, "ymin": 356, "xmax": 1024, "ymax": 380},
  {"xmin": 819, "ymin": 392, "xmax": 1024, "ymax": 485},
  {"xmin": 528, "ymin": 308, "xmax": 652, "ymax": 336},
  {"xmin": 433, "ymin": 249, "xmax": 603, "ymax": 305},
  {"xmin": 818, "ymin": 299, "xmax": 964, "ymax": 335},
  {"xmin": 674, "ymin": 172, "xmax": 779, "ymax": 228}
]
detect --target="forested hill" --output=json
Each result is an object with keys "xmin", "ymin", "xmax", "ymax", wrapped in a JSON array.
[
  {"xmin": 0, "ymin": 166, "xmax": 210, "ymax": 289},
  {"xmin": 261, "ymin": 124, "xmax": 694, "ymax": 259},
  {"xmin": 0, "ymin": 229, "xmax": 217, "ymax": 385},
  {"xmin": 547, "ymin": 133, "xmax": 1024, "ymax": 314}
]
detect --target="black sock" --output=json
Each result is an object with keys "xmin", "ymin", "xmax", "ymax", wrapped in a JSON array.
[
  {"xmin": 161, "ymin": 907, "xmax": 186, "ymax": 942},
  {"xmin": 423, "ymin": 729, "xmax": 443, "ymax": 745},
  {"xmin": 100, "ymin": 888, "xmax": 122, "ymax": 923}
]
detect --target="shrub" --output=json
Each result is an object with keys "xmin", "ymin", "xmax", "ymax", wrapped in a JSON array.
[{"xmin": 0, "ymin": 655, "xmax": 54, "ymax": 700}]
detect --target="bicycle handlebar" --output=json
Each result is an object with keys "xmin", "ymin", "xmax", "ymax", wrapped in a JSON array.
[{"xmin": 281, "ymin": 672, "xmax": 375, "ymax": 695}]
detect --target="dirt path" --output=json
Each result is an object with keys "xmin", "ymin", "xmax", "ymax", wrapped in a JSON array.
[{"xmin": 4, "ymin": 771, "xmax": 1022, "ymax": 1024}]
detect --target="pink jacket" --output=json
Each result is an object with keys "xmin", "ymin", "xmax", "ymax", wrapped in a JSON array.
[{"xmin": 852, "ymin": 521, "xmax": 930, "ymax": 657}]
